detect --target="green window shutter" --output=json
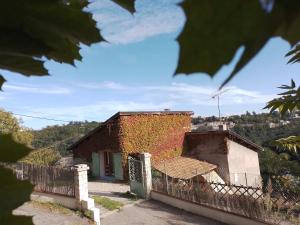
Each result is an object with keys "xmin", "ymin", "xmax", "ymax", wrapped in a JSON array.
[
  {"xmin": 92, "ymin": 152, "xmax": 100, "ymax": 177},
  {"xmin": 113, "ymin": 153, "xmax": 123, "ymax": 180}
]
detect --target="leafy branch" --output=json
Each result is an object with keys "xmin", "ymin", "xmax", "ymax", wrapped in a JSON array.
[
  {"xmin": 286, "ymin": 44, "xmax": 300, "ymax": 64},
  {"xmin": 264, "ymin": 80, "xmax": 300, "ymax": 153},
  {"xmin": 264, "ymin": 79, "xmax": 300, "ymax": 114},
  {"xmin": 271, "ymin": 136, "xmax": 300, "ymax": 153},
  {"xmin": 0, "ymin": 0, "xmax": 103, "ymax": 90}
]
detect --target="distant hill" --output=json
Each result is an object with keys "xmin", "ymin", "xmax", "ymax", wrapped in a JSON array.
[
  {"xmin": 192, "ymin": 111, "xmax": 300, "ymax": 147},
  {"xmin": 32, "ymin": 121, "xmax": 100, "ymax": 156}
]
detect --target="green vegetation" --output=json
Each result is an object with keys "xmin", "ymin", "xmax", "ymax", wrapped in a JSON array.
[
  {"xmin": 0, "ymin": 0, "xmax": 101, "ymax": 221},
  {"xmin": 20, "ymin": 148, "xmax": 61, "ymax": 166},
  {"xmin": 32, "ymin": 121, "xmax": 99, "ymax": 156},
  {"xmin": 193, "ymin": 111, "xmax": 300, "ymax": 178},
  {"xmin": 0, "ymin": 109, "xmax": 33, "ymax": 146},
  {"xmin": 92, "ymin": 196, "xmax": 123, "ymax": 211}
]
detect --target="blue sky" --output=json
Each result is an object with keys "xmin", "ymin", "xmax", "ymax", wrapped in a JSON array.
[{"xmin": 0, "ymin": 0, "xmax": 298, "ymax": 129}]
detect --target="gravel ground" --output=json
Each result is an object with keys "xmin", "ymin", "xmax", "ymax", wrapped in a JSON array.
[
  {"xmin": 101, "ymin": 199, "xmax": 228, "ymax": 225},
  {"xmin": 13, "ymin": 202, "xmax": 92, "ymax": 225}
]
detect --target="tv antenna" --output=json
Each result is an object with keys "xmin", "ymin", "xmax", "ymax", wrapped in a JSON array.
[{"xmin": 212, "ymin": 88, "xmax": 231, "ymax": 123}]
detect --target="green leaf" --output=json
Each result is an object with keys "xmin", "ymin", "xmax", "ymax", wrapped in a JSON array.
[
  {"xmin": 0, "ymin": 166, "xmax": 34, "ymax": 225},
  {"xmin": 0, "ymin": 75, "xmax": 5, "ymax": 90},
  {"xmin": 176, "ymin": 0, "xmax": 300, "ymax": 87},
  {"xmin": 0, "ymin": 134, "xmax": 32, "ymax": 163},
  {"xmin": 112, "ymin": 0, "xmax": 136, "ymax": 13},
  {"xmin": 264, "ymin": 79, "xmax": 300, "ymax": 115},
  {"xmin": 0, "ymin": 0, "xmax": 102, "ymax": 81},
  {"xmin": 272, "ymin": 136, "xmax": 300, "ymax": 153},
  {"xmin": 0, "ymin": 55, "xmax": 48, "ymax": 76}
]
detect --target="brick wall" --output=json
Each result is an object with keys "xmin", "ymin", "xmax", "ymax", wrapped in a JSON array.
[{"xmin": 72, "ymin": 118, "xmax": 121, "ymax": 160}]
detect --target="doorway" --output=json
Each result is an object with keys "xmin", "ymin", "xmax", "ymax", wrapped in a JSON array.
[{"xmin": 104, "ymin": 151, "xmax": 114, "ymax": 176}]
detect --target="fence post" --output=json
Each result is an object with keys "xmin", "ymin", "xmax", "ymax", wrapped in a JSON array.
[
  {"xmin": 74, "ymin": 164, "xmax": 89, "ymax": 204},
  {"xmin": 73, "ymin": 164, "xmax": 100, "ymax": 225},
  {"xmin": 140, "ymin": 153, "xmax": 152, "ymax": 199}
]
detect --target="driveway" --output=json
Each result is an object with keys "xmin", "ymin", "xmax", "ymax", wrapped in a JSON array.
[
  {"xmin": 101, "ymin": 199, "xmax": 227, "ymax": 225},
  {"xmin": 88, "ymin": 180, "xmax": 130, "ymax": 196}
]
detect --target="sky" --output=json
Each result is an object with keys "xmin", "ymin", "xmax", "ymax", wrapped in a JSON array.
[{"xmin": 0, "ymin": 0, "xmax": 299, "ymax": 130}]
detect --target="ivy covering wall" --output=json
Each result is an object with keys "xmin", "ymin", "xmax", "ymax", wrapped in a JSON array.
[{"xmin": 119, "ymin": 114, "xmax": 191, "ymax": 166}]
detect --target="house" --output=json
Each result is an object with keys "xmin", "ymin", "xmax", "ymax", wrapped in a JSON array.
[
  {"xmin": 184, "ymin": 130, "xmax": 262, "ymax": 187},
  {"xmin": 69, "ymin": 111, "xmax": 262, "ymax": 186},
  {"xmin": 69, "ymin": 111, "xmax": 193, "ymax": 180}
]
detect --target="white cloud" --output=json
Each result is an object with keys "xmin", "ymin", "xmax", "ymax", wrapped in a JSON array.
[
  {"xmin": 4, "ymin": 84, "xmax": 72, "ymax": 95},
  {"xmin": 77, "ymin": 81, "xmax": 127, "ymax": 90},
  {"xmin": 45, "ymin": 81, "xmax": 274, "ymax": 122},
  {"xmin": 35, "ymin": 100, "xmax": 174, "ymax": 121},
  {"xmin": 78, "ymin": 81, "xmax": 274, "ymax": 106},
  {"xmin": 91, "ymin": 0, "xmax": 185, "ymax": 44}
]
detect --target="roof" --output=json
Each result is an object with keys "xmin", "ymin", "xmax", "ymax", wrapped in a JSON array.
[
  {"xmin": 109, "ymin": 111, "xmax": 194, "ymax": 120},
  {"xmin": 185, "ymin": 130, "xmax": 263, "ymax": 152},
  {"xmin": 153, "ymin": 156, "xmax": 217, "ymax": 179},
  {"xmin": 68, "ymin": 110, "xmax": 194, "ymax": 150}
]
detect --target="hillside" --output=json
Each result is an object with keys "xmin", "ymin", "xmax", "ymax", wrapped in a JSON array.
[
  {"xmin": 193, "ymin": 112, "xmax": 300, "ymax": 176},
  {"xmin": 192, "ymin": 111, "xmax": 300, "ymax": 146},
  {"xmin": 32, "ymin": 121, "xmax": 100, "ymax": 156}
]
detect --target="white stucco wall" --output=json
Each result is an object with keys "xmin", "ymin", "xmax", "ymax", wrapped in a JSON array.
[{"xmin": 227, "ymin": 140, "xmax": 261, "ymax": 187}]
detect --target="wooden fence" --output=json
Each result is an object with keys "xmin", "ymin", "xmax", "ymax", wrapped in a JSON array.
[
  {"xmin": 13, "ymin": 163, "xmax": 75, "ymax": 197},
  {"xmin": 152, "ymin": 168, "xmax": 300, "ymax": 225}
]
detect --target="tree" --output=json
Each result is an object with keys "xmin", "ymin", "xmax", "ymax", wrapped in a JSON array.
[
  {"xmin": 0, "ymin": 1, "xmax": 101, "ymax": 224},
  {"xmin": 0, "ymin": 109, "xmax": 33, "ymax": 146},
  {"xmin": 265, "ymin": 80, "xmax": 300, "ymax": 152}
]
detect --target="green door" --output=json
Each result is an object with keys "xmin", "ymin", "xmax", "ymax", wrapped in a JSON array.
[
  {"xmin": 113, "ymin": 153, "xmax": 123, "ymax": 180},
  {"xmin": 92, "ymin": 152, "xmax": 100, "ymax": 177}
]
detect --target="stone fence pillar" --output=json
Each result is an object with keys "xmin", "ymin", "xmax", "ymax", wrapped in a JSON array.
[
  {"xmin": 140, "ymin": 153, "xmax": 152, "ymax": 199},
  {"xmin": 74, "ymin": 164, "xmax": 89, "ymax": 204},
  {"xmin": 73, "ymin": 164, "xmax": 100, "ymax": 225}
]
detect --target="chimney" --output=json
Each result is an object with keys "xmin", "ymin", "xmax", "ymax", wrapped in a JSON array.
[{"xmin": 219, "ymin": 124, "xmax": 228, "ymax": 131}]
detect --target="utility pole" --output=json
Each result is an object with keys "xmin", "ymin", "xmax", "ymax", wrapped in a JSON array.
[{"xmin": 212, "ymin": 88, "xmax": 231, "ymax": 124}]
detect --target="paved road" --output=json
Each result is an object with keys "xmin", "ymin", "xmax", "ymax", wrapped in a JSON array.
[
  {"xmin": 101, "ymin": 200, "xmax": 227, "ymax": 225},
  {"xmin": 14, "ymin": 202, "xmax": 92, "ymax": 225}
]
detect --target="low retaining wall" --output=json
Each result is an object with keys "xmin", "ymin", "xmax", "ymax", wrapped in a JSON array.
[
  {"xmin": 151, "ymin": 191, "xmax": 270, "ymax": 225},
  {"xmin": 31, "ymin": 192, "xmax": 77, "ymax": 209}
]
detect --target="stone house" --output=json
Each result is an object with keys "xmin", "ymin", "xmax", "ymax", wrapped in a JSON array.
[
  {"xmin": 69, "ymin": 111, "xmax": 193, "ymax": 180},
  {"xmin": 184, "ymin": 131, "xmax": 262, "ymax": 186},
  {"xmin": 69, "ymin": 111, "xmax": 262, "ymax": 186}
]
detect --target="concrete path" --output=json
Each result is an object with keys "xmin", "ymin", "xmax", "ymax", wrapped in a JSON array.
[
  {"xmin": 101, "ymin": 199, "xmax": 227, "ymax": 225},
  {"xmin": 89, "ymin": 180, "xmax": 134, "ymax": 216},
  {"xmin": 13, "ymin": 202, "xmax": 92, "ymax": 225},
  {"xmin": 88, "ymin": 180, "xmax": 130, "ymax": 195}
]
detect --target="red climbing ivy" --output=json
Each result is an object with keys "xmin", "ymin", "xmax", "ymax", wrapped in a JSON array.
[{"xmin": 118, "ymin": 114, "xmax": 191, "ymax": 166}]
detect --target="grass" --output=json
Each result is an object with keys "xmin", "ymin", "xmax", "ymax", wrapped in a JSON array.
[
  {"xmin": 30, "ymin": 201, "xmax": 72, "ymax": 215},
  {"xmin": 119, "ymin": 191, "xmax": 139, "ymax": 201},
  {"xmin": 92, "ymin": 196, "xmax": 123, "ymax": 211},
  {"xmin": 75, "ymin": 209, "xmax": 94, "ymax": 221}
]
